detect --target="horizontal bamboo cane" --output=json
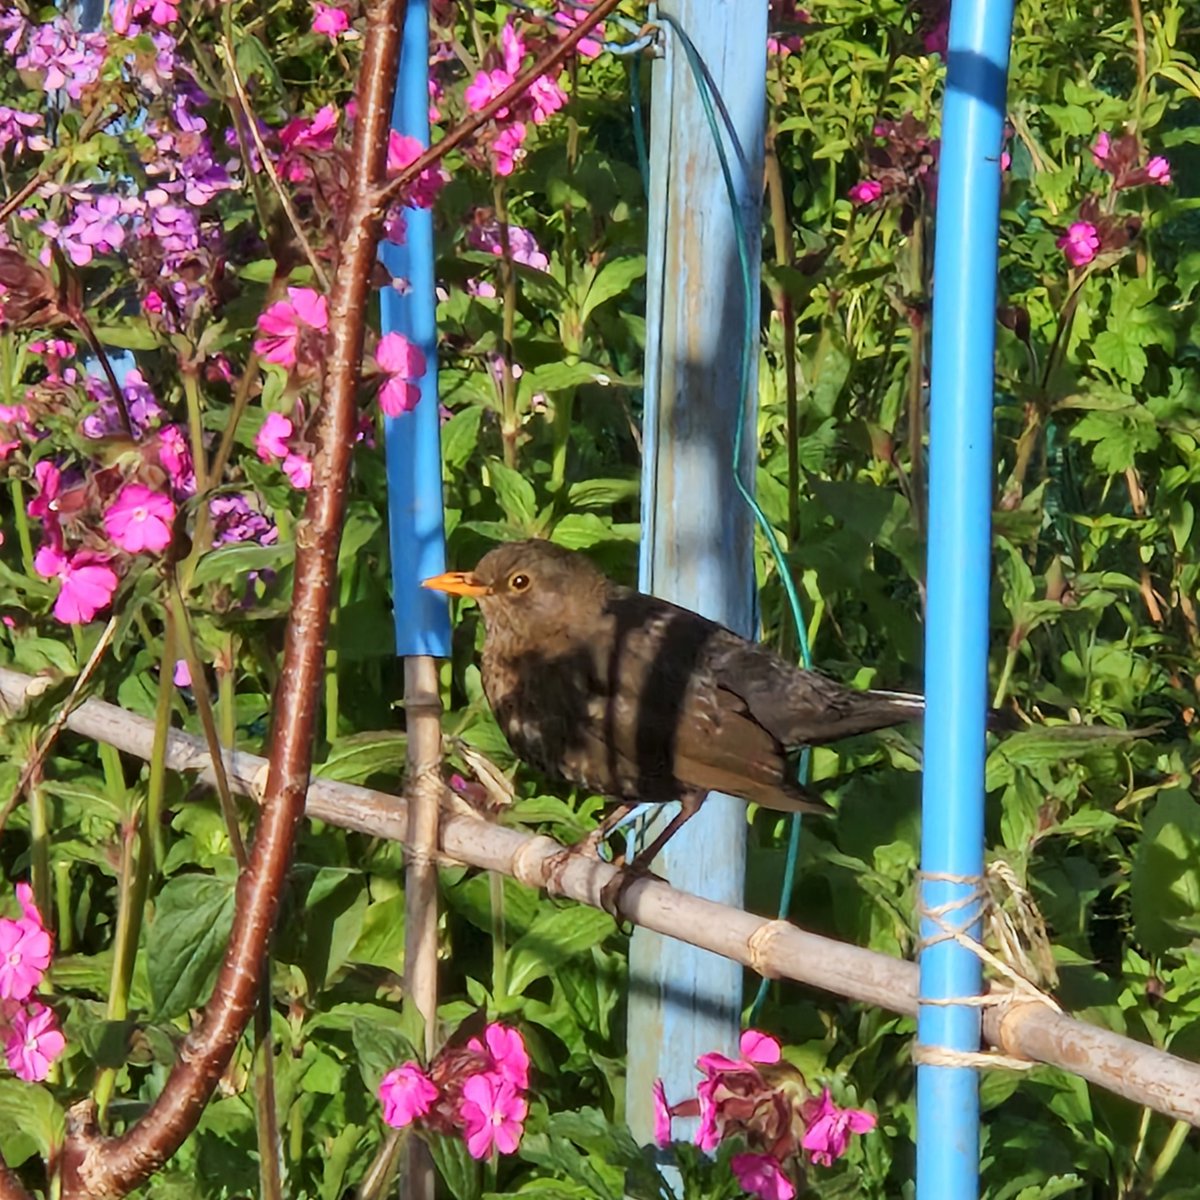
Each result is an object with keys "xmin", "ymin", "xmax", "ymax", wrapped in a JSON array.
[{"xmin": 2, "ymin": 665, "xmax": 1198, "ymax": 1127}]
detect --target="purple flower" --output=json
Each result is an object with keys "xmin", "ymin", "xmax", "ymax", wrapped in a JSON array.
[
  {"xmin": 49, "ymin": 195, "xmax": 131, "ymax": 266},
  {"xmin": 209, "ymin": 494, "xmax": 277, "ymax": 547},
  {"xmin": 0, "ymin": 107, "xmax": 47, "ymax": 157},
  {"xmin": 17, "ymin": 18, "xmax": 107, "ymax": 100}
]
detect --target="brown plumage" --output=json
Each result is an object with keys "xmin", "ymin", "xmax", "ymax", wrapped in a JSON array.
[{"xmin": 423, "ymin": 540, "xmax": 924, "ymax": 822}]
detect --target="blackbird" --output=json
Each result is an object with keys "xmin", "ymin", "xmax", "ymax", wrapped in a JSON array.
[{"xmin": 423, "ymin": 540, "xmax": 926, "ymax": 875}]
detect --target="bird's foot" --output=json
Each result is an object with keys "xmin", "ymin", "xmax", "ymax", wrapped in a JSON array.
[{"xmin": 598, "ymin": 858, "xmax": 666, "ymax": 921}]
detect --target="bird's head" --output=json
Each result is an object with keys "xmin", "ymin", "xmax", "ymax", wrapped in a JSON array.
[{"xmin": 422, "ymin": 539, "xmax": 609, "ymax": 640}]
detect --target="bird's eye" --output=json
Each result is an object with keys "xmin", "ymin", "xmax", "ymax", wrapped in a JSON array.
[{"xmin": 509, "ymin": 572, "xmax": 531, "ymax": 592}]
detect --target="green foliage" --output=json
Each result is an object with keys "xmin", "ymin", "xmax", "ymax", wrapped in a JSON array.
[{"xmin": 0, "ymin": 0, "xmax": 1199, "ymax": 1197}]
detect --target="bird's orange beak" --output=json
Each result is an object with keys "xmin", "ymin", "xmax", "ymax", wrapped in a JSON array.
[{"xmin": 421, "ymin": 570, "xmax": 491, "ymax": 597}]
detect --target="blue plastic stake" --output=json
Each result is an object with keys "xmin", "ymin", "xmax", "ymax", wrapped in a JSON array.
[
  {"xmin": 381, "ymin": 0, "xmax": 451, "ymax": 657},
  {"xmin": 917, "ymin": 1, "xmax": 1014, "ymax": 1198},
  {"xmin": 626, "ymin": 0, "xmax": 767, "ymax": 1145}
]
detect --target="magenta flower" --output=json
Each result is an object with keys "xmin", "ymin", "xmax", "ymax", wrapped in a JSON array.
[
  {"xmin": 527, "ymin": 75, "xmax": 568, "ymax": 125},
  {"xmin": 466, "ymin": 1022, "xmax": 530, "ymax": 1090},
  {"xmin": 1091, "ymin": 131, "xmax": 1111, "ymax": 168},
  {"xmin": 253, "ymin": 288, "xmax": 329, "ymax": 368},
  {"xmin": 4, "ymin": 1002, "xmax": 65, "ymax": 1082},
  {"xmin": 848, "ymin": 178, "xmax": 883, "ymax": 205},
  {"xmin": 460, "ymin": 1072, "xmax": 528, "ymax": 1159},
  {"xmin": 465, "ymin": 68, "xmax": 514, "ymax": 116},
  {"xmin": 1057, "ymin": 220, "xmax": 1100, "ymax": 267},
  {"xmin": 732, "ymin": 1153, "xmax": 796, "ymax": 1200},
  {"xmin": 34, "ymin": 545, "xmax": 120, "ymax": 625},
  {"xmin": 104, "ymin": 484, "xmax": 175, "ymax": 554},
  {"xmin": 386, "ymin": 131, "xmax": 446, "ymax": 208},
  {"xmin": 800, "ymin": 1089, "xmax": 876, "ymax": 1167},
  {"xmin": 695, "ymin": 1077, "xmax": 721, "ymax": 1151},
  {"xmin": 652, "ymin": 1079, "xmax": 672, "ymax": 1147},
  {"xmin": 26, "ymin": 460, "xmax": 62, "ymax": 530},
  {"xmin": 1146, "ymin": 155, "xmax": 1171, "ymax": 185},
  {"xmin": 379, "ymin": 1063, "xmax": 439, "ymax": 1128},
  {"xmin": 256, "ymin": 412, "xmax": 294, "ymax": 462},
  {"xmin": 553, "ymin": 4, "xmax": 605, "ymax": 59},
  {"xmin": 0, "ymin": 917, "xmax": 51, "ymax": 1001},
  {"xmin": 173, "ymin": 659, "xmax": 191, "ymax": 688},
  {"xmin": 739, "ymin": 1029, "xmax": 782, "ymax": 1064},
  {"xmin": 376, "ymin": 332, "xmax": 427, "ymax": 417},
  {"xmin": 282, "ymin": 453, "xmax": 313, "ymax": 490},
  {"xmin": 311, "ymin": 1, "xmax": 349, "ymax": 39},
  {"xmin": 492, "ymin": 122, "xmax": 527, "ymax": 176}
]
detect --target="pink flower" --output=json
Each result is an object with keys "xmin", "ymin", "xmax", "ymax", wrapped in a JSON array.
[
  {"xmin": 1057, "ymin": 220, "xmax": 1100, "ymax": 267},
  {"xmin": 460, "ymin": 1072, "xmax": 527, "ymax": 1159},
  {"xmin": 527, "ymin": 75, "xmax": 568, "ymax": 125},
  {"xmin": 311, "ymin": 2, "xmax": 349, "ymax": 39},
  {"xmin": 253, "ymin": 288, "xmax": 329, "ymax": 368},
  {"xmin": 1092, "ymin": 131, "xmax": 1111, "ymax": 168},
  {"xmin": 554, "ymin": 4, "xmax": 604, "ymax": 59},
  {"xmin": 465, "ymin": 68, "xmax": 513, "ymax": 116},
  {"xmin": 492, "ymin": 122, "xmax": 527, "ymax": 176},
  {"xmin": 256, "ymin": 412, "xmax": 294, "ymax": 462},
  {"xmin": 4, "ymin": 1002, "xmax": 65, "ymax": 1082},
  {"xmin": 34, "ymin": 545, "xmax": 119, "ymax": 625},
  {"xmin": 26, "ymin": 460, "xmax": 61, "ymax": 529},
  {"xmin": 173, "ymin": 659, "xmax": 191, "ymax": 688},
  {"xmin": 800, "ymin": 1089, "xmax": 876, "ymax": 1167},
  {"xmin": 652, "ymin": 1079, "xmax": 672, "ymax": 1147},
  {"xmin": 501, "ymin": 21, "xmax": 524, "ymax": 74},
  {"xmin": 848, "ymin": 178, "xmax": 883, "ymax": 205},
  {"xmin": 0, "ymin": 916, "xmax": 51, "ymax": 1002},
  {"xmin": 379, "ymin": 1063, "xmax": 439, "ymax": 1128},
  {"xmin": 376, "ymin": 332, "xmax": 427, "ymax": 417},
  {"xmin": 104, "ymin": 483, "xmax": 175, "ymax": 554},
  {"xmin": 739, "ymin": 1029, "xmax": 782, "ymax": 1064},
  {"xmin": 466, "ymin": 1023, "xmax": 530, "ymax": 1090},
  {"xmin": 282, "ymin": 453, "xmax": 312, "ymax": 490},
  {"xmin": 385, "ymin": 132, "xmax": 445, "ymax": 208},
  {"xmin": 732, "ymin": 1153, "xmax": 796, "ymax": 1200},
  {"xmin": 695, "ymin": 1077, "xmax": 721, "ymax": 1151},
  {"xmin": 14, "ymin": 884, "xmax": 42, "ymax": 928},
  {"xmin": 1146, "ymin": 155, "xmax": 1171, "ymax": 185}
]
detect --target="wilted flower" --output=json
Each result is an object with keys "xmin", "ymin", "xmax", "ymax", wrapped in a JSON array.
[{"xmin": 800, "ymin": 1089, "xmax": 877, "ymax": 1167}]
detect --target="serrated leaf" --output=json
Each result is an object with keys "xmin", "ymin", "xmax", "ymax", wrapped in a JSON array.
[{"xmin": 147, "ymin": 873, "xmax": 237, "ymax": 1018}]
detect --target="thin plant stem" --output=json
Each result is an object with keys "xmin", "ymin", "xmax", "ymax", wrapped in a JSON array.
[
  {"xmin": 493, "ymin": 178, "xmax": 519, "ymax": 468},
  {"xmin": 145, "ymin": 616, "xmax": 177, "ymax": 873},
  {"xmin": 181, "ymin": 366, "xmax": 209, "ymax": 497}
]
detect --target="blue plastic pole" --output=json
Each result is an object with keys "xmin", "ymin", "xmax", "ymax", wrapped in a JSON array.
[
  {"xmin": 381, "ymin": 0, "xmax": 451, "ymax": 658},
  {"xmin": 917, "ymin": 1, "xmax": 1014, "ymax": 1198},
  {"xmin": 626, "ymin": 0, "xmax": 767, "ymax": 1145}
]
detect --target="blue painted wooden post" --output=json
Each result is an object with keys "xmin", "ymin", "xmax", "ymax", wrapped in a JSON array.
[
  {"xmin": 917, "ymin": 0, "xmax": 1014, "ymax": 1197},
  {"xmin": 627, "ymin": 0, "xmax": 767, "ymax": 1143},
  {"xmin": 381, "ymin": 0, "xmax": 451, "ymax": 658}
]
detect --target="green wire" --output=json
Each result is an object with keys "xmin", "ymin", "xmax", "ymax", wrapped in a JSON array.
[
  {"xmin": 628, "ymin": 59, "xmax": 651, "ymax": 197},
  {"xmin": 654, "ymin": 14, "xmax": 811, "ymax": 1023}
]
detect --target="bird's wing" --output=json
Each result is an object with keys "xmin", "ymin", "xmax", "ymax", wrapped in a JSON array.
[
  {"xmin": 704, "ymin": 629, "xmax": 924, "ymax": 747},
  {"xmin": 598, "ymin": 590, "xmax": 828, "ymax": 812}
]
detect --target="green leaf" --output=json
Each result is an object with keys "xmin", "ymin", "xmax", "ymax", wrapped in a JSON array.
[
  {"xmin": 314, "ymin": 731, "xmax": 408, "ymax": 784},
  {"xmin": 580, "ymin": 256, "xmax": 646, "ymax": 327},
  {"xmin": 485, "ymin": 459, "xmax": 538, "ymax": 528},
  {"xmin": 1132, "ymin": 789, "xmax": 1200, "ymax": 956},
  {"xmin": 350, "ymin": 1018, "xmax": 419, "ymax": 1094},
  {"xmin": 505, "ymin": 906, "xmax": 615, "ymax": 996},
  {"xmin": 567, "ymin": 477, "xmax": 640, "ymax": 509},
  {"xmin": 549, "ymin": 513, "xmax": 626, "ymax": 550},
  {"xmin": 443, "ymin": 407, "xmax": 486, "ymax": 470},
  {"xmin": 148, "ymin": 873, "xmax": 237, "ymax": 1018},
  {"xmin": 192, "ymin": 540, "xmax": 295, "ymax": 587},
  {"xmin": 0, "ymin": 1079, "xmax": 63, "ymax": 1165},
  {"xmin": 349, "ymin": 892, "xmax": 406, "ymax": 970},
  {"xmin": 427, "ymin": 1132, "xmax": 481, "ymax": 1200},
  {"xmin": 91, "ymin": 322, "xmax": 162, "ymax": 350}
]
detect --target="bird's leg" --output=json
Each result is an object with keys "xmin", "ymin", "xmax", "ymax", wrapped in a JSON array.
[
  {"xmin": 544, "ymin": 802, "xmax": 636, "ymax": 894},
  {"xmin": 599, "ymin": 792, "xmax": 705, "ymax": 917}
]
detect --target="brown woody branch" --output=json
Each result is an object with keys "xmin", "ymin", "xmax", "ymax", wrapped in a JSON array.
[{"xmin": 58, "ymin": 1, "xmax": 410, "ymax": 1195}]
